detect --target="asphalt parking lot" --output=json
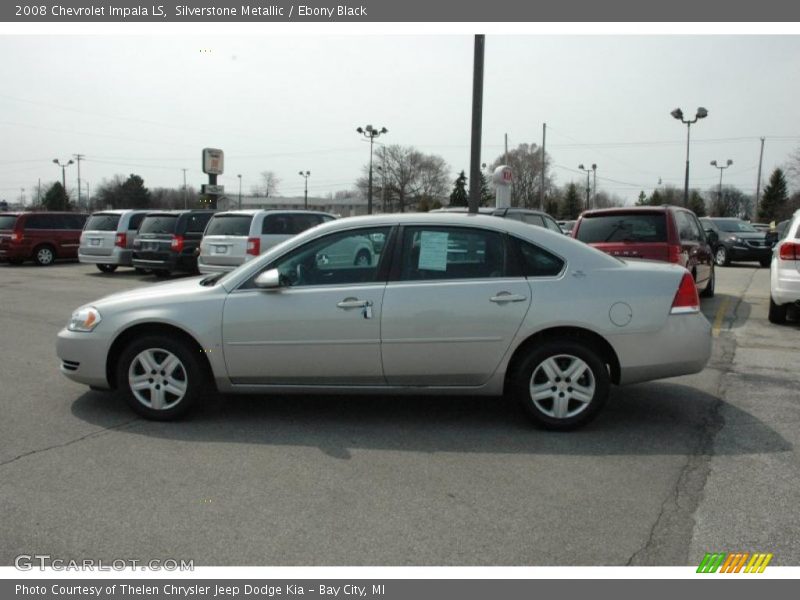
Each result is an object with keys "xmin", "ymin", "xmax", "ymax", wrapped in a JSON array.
[{"xmin": 0, "ymin": 261, "xmax": 798, "ymax": 566}]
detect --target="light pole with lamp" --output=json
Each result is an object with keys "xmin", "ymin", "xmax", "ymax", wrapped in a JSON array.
[
  {"xmin": 356, "ymin": 125, "xmax": 388, "ymax": 214},
  {"xmin": 710, "ymin": 159, "xmax": 733, "ymax": 210},
  {"xmin": 298, "ymin": 171, "xmax": 311, "ymax": 209},
  {"xmin": 52, "ymin": 158, "xmax": 74, "ymax": 191},
  {"xmin": 671, "ymin": 106, "xmax": 708, "ymax": 207},
  {"xmin": 237, "ymin": 174, "xmax": 242, "ymax": 209},
  {"xmin": 578, "ymin": 164, "xmax": 595, "ymax": 210}
]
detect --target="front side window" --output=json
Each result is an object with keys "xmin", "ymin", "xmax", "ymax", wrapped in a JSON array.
[
  {"xmin": 675, "ymin": 211, "xmax": 698, "ymax": 242},
  {"xmin": 258, "ymin": 227, "xmax": 390, "ymax": 288},
  {"xmin": 399, "ymin": 226, "xmax": 505, "ymax": 281}
]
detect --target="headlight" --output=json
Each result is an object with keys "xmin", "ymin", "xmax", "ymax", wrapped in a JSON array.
[{"xmin": 67, "ymin": 307, "xmax": 102, "ymax": 332}]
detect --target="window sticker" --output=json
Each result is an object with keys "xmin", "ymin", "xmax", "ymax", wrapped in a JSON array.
[{"xmin": 417, "ymin": 231, "xmax": 449, "ymax": 271}]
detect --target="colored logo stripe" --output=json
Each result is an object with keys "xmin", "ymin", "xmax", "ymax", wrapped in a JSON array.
[{"xmin": 697, "ymin": 552, "xmax": 773, "ymax": 573}]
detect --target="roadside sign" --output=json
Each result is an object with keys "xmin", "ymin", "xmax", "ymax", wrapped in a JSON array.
[
  {"xmin": 202, "ymin": 148, "xmax": 224, "ymax": 175},
  {"xmin": 202, "ymin": 184, "xmax": 224, "ymax": 195}
]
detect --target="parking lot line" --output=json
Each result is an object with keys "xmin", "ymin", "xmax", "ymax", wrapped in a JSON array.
[{"xmin": 712, "ymin": 296, "xmax": 731, "ymax": 338}]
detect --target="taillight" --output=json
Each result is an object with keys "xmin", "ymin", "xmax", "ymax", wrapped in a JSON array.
[
  {"xmin": 10, "ymin": 231, "xmax": 22, "ymax": 243},
  {"xmin": 670, "ymin": 272, "xmax": 700, "ymax": 314},
  {"xmin": 170, "ymin": 235, "xmax": 184, "ymax": 252},
  {"xmin": 779, "ymin": 241, "xmax": 800, "ymax": 261},
  {"xmin": 115, "ymin": 232, "xmax": 126, "ymax": 248},
  {"xmin": 667, "ymin": 244, "xmax": 681, "ymax": 264},
  {"xmin": 246, "ymin": 237, "xmax": 260, "ymax": 256}
]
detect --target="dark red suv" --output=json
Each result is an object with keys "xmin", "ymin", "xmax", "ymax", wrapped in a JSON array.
[
  {"xmin": 0, "ymin": 212, "xmax": 89, "ymax": 266},
  {"xmin": 572, "ymin": 205, "xmax": 715, "ymax": 297}
]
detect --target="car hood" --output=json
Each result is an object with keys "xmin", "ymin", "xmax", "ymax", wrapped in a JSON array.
[{"xmin": 87, "ymin": 277, "xmax": 215, "ymax": 312}]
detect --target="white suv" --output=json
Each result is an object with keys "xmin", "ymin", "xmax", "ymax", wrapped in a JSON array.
[
  {"xmin": 198, "ymin": 210, "xmax": 335, "ymax": 274},
  {"xmin": 769, "ymin": 209, "xmax": 800, "ymax": 324},
  {"xmin": 79, "ymin": 209, "xmax": 150, "ymax": 273}
]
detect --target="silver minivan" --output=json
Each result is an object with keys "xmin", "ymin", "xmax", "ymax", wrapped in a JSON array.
[
  {"xmin": 79, "ymin": 210, "xmax": 150, "ymax": 273},
  {"xmin": 198, "ymin": 209, "xmax": 335, "ymax": 274}
]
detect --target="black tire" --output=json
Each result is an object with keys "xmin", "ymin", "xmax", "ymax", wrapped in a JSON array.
[
  {"xmin": 513, "ymin": 339, "xmax": 610, "ymax": 431},
  {"xmin": 33, "ymin": 244, "xmax": 56, "ymax": 266},
  {"xmin": 699, "ymin": 266, "xmax": 715, "ymax": 298},
  {"xmin": 768, "ymin": 296, "xmax": 788, "ymax": 325},
  {"xmin": 760, "ymin": 258, "xmax": 772, "ymax": 268},
  {"xmin": 116, "ymin": 335, "xmax": 205, "ymax": 420},
  {"xmin": 134, "ymin": 267, "xmax": 150, "ymax": 275},
  {"xmin": 153, "ymin": 270, "xmax": 171, "ymax": 278},
  {"xmin": 96, "ymin": 264, "xmax": 118, "ymax": 273},
  {"xmin": 7, "ymin": 258, "xmax": 23, "ymax": 265},
  {"xmin": 354, "ymin": 249, "xmax": 372, "ymax": 267},
  {"xmin": 714, "ymin": 245, "xmax": 730, "ymax": 267}
]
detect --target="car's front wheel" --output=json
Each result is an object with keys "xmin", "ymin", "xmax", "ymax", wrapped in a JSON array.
[
  {"xmin": 116, "ymin": 336, "xmax": 204, "ymax": 420},
  {"xmin": 699, "ymin": 266, "xmax": 715, "ymax": 298},
  {"xmin": 714, "ymin": 246, "xmax": 730, "ymax": 267},
  {"xmin": 513, "ymin": 339, "xmax": 610, "ymax": 430},
  {"xmin": 96, "ymin": 264, "xmax": 118, "ymax": 273}
]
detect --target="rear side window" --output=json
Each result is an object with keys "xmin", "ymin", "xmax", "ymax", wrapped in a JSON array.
[
  {"xmin": 576, "ymin": 214, "xmax": 667, "ymax": 243},
  {"xmin": 543, "ymin": 216, "xmax": 563, "ymax": 233},
  {"xmin": 674, "ymin": 211, "xmax": 700, "ymax": 242},
  {"xmin": 262, "ymin": 214, "xmax": 293, "ymax": 235},
  {"xmin": 521, "ymin": 214, "xmax": 545, "ymax": 227},
  {"xmin": 0, "ymin": 215, "xmax": 18, "ymax": 229},
  {"xmin": 85, "ymin": 214, "xmax": 121, "ymax": 231},
  {"xmin": 128, "ymin": 213, "xmax": 145, "ymax": 230},
  {"xmin": 290, "ymin": 214, "xmax": 325, "ymax": 234},
  {"xmin": 139, "ymin": 215, "xmax": 178, "ymax": 234},
  {"xmin": 205, "ymin": 215, "xmax": 253, "ymax": 236},
  {"xmin": 513, "ymin": 238, "xmax": 565, "ymax": 277},
  {"xmin": 24, "ymin": 214, "xmax": 54, "ymax": 229},
  {"xmin": 65, "ymin": 215, "xmax": 87, "ymax": 229},
  {"xmin": 184, "ymin": 213, "xmax": 212, "ymax": 234}
]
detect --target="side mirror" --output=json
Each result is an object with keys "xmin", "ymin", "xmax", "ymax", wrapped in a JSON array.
[
  {"xmin": 705, "ymin": 230, "xmax": 718, "ymax": 244},
  {"xmin": 253, "ymin": 268, "xmax": 282, "ymax": 289}
]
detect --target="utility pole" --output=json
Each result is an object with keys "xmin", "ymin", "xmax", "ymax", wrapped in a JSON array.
[
  {"xmin": 504, "ymin": 133, "xmax": 508, "ymax": 165},
  {"xmin": 73, "ymin": 154, "xmax": 84, "ymax": 209},
  {"xmin": 592, "ymin": 164, "xmax": 597, "ymax": 207},
  {"xmin": 539, "ymin": 122, "xmax": 546, "ymax": 211},
  {"xmin": 755, "ymin": 137, "xmax": 765, "ymax": 216},
  {"xmin": 37, "ymin": 179, "xmax": 41, "ymax": 206},
  {"xmin": 182, "ymin": 168, "xmax": 188, "ymax": 209},
  {"xmin": 298, "ymin": 171, "xmax": 311, "ymax": 209},
  {"xmin": 468, "ymin": 34, "xmax": 485, "ymax": 214}
]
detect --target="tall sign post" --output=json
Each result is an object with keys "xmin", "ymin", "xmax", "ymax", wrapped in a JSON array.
[{"xmin": 201, "ymin": 148, "xmax": 224, "ymax": 209}]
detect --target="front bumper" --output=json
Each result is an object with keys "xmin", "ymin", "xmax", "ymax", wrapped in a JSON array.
[
  {"xmin": 609, "ymin": 311, "xmax": 712, "ymax": 385},
  {"xmin": 729, "ymin": 244, "xmax": 771, "ymax": 262},
  {"xmin": 56, "ymin": 327, "xmax": 113, "ymax": 389}
]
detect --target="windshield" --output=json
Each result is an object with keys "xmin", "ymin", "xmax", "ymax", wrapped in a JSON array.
[
  {"xmin": 576, "ymin": 214, "xmax": 667, "ymax": 243},
  {"xmin": 85, "ymin": 213, "xmax": 121, "ymax": 231},
  {"xmin": 139, "ymin": 215, "xmax": 178, "ymax": 234},
  {"xmin": 205, "ymin": 214, "xmax": 253, "ymax": 236},
  {"xmin": 714, "ymin": 219, "xmax": 757, "ymax": 233},
  {"xmin": 0, "ymin": 215, "xmax": 18, "ymax": 230}
]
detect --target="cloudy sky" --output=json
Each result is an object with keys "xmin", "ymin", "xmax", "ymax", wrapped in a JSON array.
[{"xmin": 1, "ymin": 34, "xmax": 799, "ymax": 205}]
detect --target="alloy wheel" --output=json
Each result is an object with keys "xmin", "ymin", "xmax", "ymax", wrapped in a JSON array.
[
  {"xmin": 127, "ymin": 348, "xmax": 188, "ymax": 411},
  {"xmin": 529, "ymin": 354, "xmax": 596, "ymax": 419}
]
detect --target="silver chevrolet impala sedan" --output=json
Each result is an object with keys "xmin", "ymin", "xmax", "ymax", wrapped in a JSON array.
[{"xmin": 57, "ymin": 213, "xmax": 712, "ymax": 430}]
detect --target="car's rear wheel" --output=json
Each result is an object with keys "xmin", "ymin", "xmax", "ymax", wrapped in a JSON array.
[
  {"xmin": 714, "ymin": 246, "xmax": 730, "ymax": 267},
  {"xmin": 116, "ymin": 336, "xmax": 203, "ymax": 420},
  {"xmin": 513, "ymin": 339, "xmax": 610, "ymax": 430},
  {"xmin": 96, "ymin": 264, "xmax": 118, "ymax": 273},
  {"xmin": 699, "ymin": 266, "xmax": 715, "ymax": 298},
  {"xmin": 768, "ymin": 296, "xmax": 788, "ymax": 324},
  {"xmin": 33, "ymin": 245, "xmax": 56, "ymax": 266},
  {"xmin": 354, "ymin": 249, "xmax": 371, "ymax": 267}
]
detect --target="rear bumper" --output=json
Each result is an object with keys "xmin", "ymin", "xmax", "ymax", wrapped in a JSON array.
[
  {"xmin": 132, "ymin": 252, "xmax": 196, "ymax": 272},
  {"xmin": 609, "ymin": 312, "xmax": 712, "ymax": 385},
  {"xmin": 79, "ymin": 248, "xmax": 133, "ymax": 266},
  {"xmin": 198, "ymin": 260, "xmax": 238, "ymax": 274},
  {"xmin": 771, "ymin": 265, "xmax": 800, "ymax": 306}
]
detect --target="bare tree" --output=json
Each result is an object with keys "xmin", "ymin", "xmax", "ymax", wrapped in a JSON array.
[{"xmin": 250, "ymin": 171, "xmax": 281, "ymax": 198}]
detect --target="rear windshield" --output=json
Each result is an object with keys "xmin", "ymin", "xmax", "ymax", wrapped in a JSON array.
[
  {"xmin": 205, "ymin": 214, "xmax": 253, "ymax": 236},
  {"xmin": 0, "ymin": 215, "xmax": 18, "ymax": 230},
  {"xmin": 576, "ymin": 213, "xmax": 667, "ymax": 243},
  {"xmin": 85, "ymin": 213, "xmax": 121, "ymax": 231},
  {"xmin": 713, "ymin": 219, "xmax": 757, "ymax": 233},
  {"xmin": 139, "ymin": 214, "xmax": 178, "ymax": 234}
]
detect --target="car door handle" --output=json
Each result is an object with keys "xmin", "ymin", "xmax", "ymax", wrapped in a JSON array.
[
  {"xmin": 337, "ymin": 299, "xmax": 372, "ymax": 309},
  {"xmin": 489, "ymin": 293, "xmax": 527, "ymax": 303}
]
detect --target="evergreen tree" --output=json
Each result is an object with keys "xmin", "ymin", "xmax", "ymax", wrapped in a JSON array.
[
  {"xmin": 479, "ymin": 172, "xmax": 493, "ymax": 206},
  {"xmin": 649, "ymin": 189, "xmax": 663, "ymax": 206},
  {"xmin": 687, "ymin": 190, "xmax": 706, "ymax": 217},
  {"xmin": 636, "ymin": 191, "xmax": 648, "ymax": 206},
  {"xmin": 562, "ymin": 183, "xmax": 582, "ymax": 219},
  {"xmin": 41, "ymin": 182, "xmax": 71, "ymax": 211},
  {"xmin": 758, "ymin": 168, "xmax": 789, "ymax": 222},
  {"xmin": 449, "ymin": 170, "xmax": 468, "ymax": 207},
  {"xmin": 120, "ymin": 174, "xmax": 151, "ymax": 209}
]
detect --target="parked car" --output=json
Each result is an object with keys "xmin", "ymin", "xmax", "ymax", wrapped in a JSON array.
[
  {"xmin": 0, "ymin": 211, "xmax": 88, "ymax": 265},
  {"xmin": 79, "ymin": 210, "xmax": 150, "ymax": 273},
  {"xmin": 572, "ymin": 205, "xmax": 714, "ymax": 297},
  {"xmin": 433, "ymin": 206, "xmax": 564, "ymax": 233},
  {"xmin": 766, "ymin": 219, "xmax": 790, "ymax": 248},
  {"xmin": 768, "ymin": 209, "xmax": 800, "ymax": 324},
  {"xmin": 57, "ymin": 213, "xmax": 712, "ymax": 430},
  {"xmin": 198, "ymin": 209, "xmax": 335, "ymax": 274},
  {"xmin": 699, "ymin": 217, "xmax": 772, "ymax": 267},
  {"xmin": 751, "ymin": 222, "xmax": 771, "ymax": 232},
  {"xmin": 132, "ymin": 210, "xmax": 215, "ymax": 277},
  {"xmin": 558, "ymin": 220, "xmax": 577, "ymax": 235}
]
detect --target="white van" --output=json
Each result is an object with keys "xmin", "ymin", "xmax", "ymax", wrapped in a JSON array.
[
  {"xmin": 198, "ymin": 209, "xmax": 335, "ymax": 274},
  {"xmin": 78, "ymin": 209, "xmax": 150, "ymax": 273}
]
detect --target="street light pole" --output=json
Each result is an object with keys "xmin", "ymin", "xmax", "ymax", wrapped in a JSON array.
[
  {"xmin": 237, "ymin": 174, "xmax": 242, "ymax": 209},
  {"xmin": 671, "ymin": 107, "xmax": 708, "ymax": 207},
  {"xmin": 578, "ymin": 164, "xmax": 593, "ymax": 210},
  {"xmin": 298, "ymin": 171, "xmax": 310, "ymax": 209},
  {"xmin": 52, "ymin": 158, "xmax": 74, "ymax": 194},
  {"xmin": 710, "ymin": 159, "xmax": 733, "ymax": 211},
  {"xmin": 357, "ymin": 125, "xmax": 388, "ymax": 214}
]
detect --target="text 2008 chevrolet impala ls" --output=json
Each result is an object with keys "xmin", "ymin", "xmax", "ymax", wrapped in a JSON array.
[{"xmin": 57, "ymin": 213, "xmax": 711, "ymax": 430}]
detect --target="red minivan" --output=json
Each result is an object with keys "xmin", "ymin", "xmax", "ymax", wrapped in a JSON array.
[
  {"xmin": 572, "ymin": 205, "xmax": 715, "ymax": 297},
  {"xmin": 0, "ymin": 212, "xmax": 89, "ymax": 266}
]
